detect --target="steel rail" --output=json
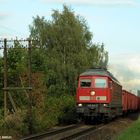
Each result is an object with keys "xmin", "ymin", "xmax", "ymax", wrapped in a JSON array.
[
  {"xmin": 21, "ymin": 124, "xmax": 80, "ymax": 140},
  {"xmin": 61, "ymin": 124, "xmax": 104, "ymax": 140}
]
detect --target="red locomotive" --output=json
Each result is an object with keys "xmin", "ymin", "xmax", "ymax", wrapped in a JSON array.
[{"xmin": 76, "ymin": 68, "xmax": 140, "ymax": 122}]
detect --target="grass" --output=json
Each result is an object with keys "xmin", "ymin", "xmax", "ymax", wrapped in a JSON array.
[{"xmin": 114, "ymin": 117, "xmax": 140, "ymax": 140}]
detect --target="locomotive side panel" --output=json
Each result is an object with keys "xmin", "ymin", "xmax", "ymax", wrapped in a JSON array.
[
  {"xmin": 108, "ymin": 78, "xmax": 122, "ymax": 117},
  {"xmin": 110, "ymin": 79, "xmax": 122, "ymax": 107}
]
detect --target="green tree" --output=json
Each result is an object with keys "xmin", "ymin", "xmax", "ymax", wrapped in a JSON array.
[
  {"xmin": 6, "ymin": 40, "xmax": 28, "ymax": 108},
  {"xmin": 88, "ymin": 43, "xmax": 108, "ymax": 69},
  {"xmin": 29, "ymin": 5, "xmax": 108, "ymax": 96},
  {"xmin": 7, "ymin": 40, "xmax": 27, "ymax": 79},
  {"xmin": 0, "ymin": 56, "xmax": 3, "ymax": 108}
]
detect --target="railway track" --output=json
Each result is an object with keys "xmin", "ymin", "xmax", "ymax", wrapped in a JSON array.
[
  {"xmin": 61, "ymin": 124, "xmax": 104, "ymax": 140},
  {"xmin": 21, "ymin": 124, "xmax": 81, "ymax": 140},
  {"xmin": 21, "ymin": 124, "xmax": 103, "ymax": 140},
  {"xmin": 21, "ymin": 112, "xmax": 140, "ymax": 140}
]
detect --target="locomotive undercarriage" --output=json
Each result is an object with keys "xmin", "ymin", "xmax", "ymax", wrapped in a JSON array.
[{"xmin": 77, "ymin": 103, "xmax": 122, "ymax": 123}]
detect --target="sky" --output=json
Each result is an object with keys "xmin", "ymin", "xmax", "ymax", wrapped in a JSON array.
[{"xmin": 0, "ymin": 0, "xmax": 140, "ymax": 94}]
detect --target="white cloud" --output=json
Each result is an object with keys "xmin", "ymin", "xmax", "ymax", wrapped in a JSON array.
[
  {"xmin": 127, "ymin": 56, "xmax": 140, "ymax": 73},
  {"xmin": 0, "ymin": 0, "xmax": 8, "ymax": 4},
  {"xmin": 0, "ymin": 13, "xmax": 10, "ymax": 20},
  {"xmin": 41, "ymin": 0, "xmax": 137, "ymax": 6},
  {"xmin": 109, "ymin": 53, "xmax": 140, "ymax": 93}
]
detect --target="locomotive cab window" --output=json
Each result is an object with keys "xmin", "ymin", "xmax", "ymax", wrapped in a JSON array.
[
  {"xmin": 80, "ymin": 79, "xmax": 91, "ymax": 87},
  {"xmin": 95, "ymin": 78, "xmax": 107, "ymax": 88}
]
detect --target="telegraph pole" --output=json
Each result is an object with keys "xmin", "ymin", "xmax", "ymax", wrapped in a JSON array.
[
  {"xmin": 28, "ymin": 39, "xmax": 33, "ymax": 134},
  {"xmin": 3, "ymin": 38, "xmax": 8, "ymax": 119}
]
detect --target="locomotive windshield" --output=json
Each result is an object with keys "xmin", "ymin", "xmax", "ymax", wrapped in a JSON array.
[
  {"xmin": 95, "ymin": 78, "xmax": 107, "ymax": 88},
  {"xmin": 80, "ymin": 79, "xmax": 91, "ymax": 87}
]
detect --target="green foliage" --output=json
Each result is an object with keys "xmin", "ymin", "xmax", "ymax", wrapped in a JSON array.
[
  {"xmin": 29, "ymin": 5, "xmax": 108, "ymax": 96},
  {"xmin": 7, "ymin": 40, "xmax": 27, "ymax": 77},
  {"xmin": 58, "ymin": 95, "xmax": 77, "ymax": 124},
  {"xmin": 0, "ymin": 109, "xmax": 4, "ymax": 129},
  {"xmin": 0, "ymin": 57, "xmax": 3, "ymax": 107},
  {"xmin": 44, "ymin": 95, "xmax": 76, "ymax": 125},
  {"xmin": 25, "ymin": 95, "xmax": 76, "ymax": 133},
  {"xmin": 88, "ymin": 43, "xmax": 108, "ymax": 68},
  {"xmin": 4, "ymin": 109, "xmax": 28, "ymax": 136},
  {"xmin": 31, "ymin": 48, "xmax": 47, "ymax": 72}
]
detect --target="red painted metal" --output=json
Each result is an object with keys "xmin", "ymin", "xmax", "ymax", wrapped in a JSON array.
[
  {"xmin": 76, "ymin": 75, "xmax": 122, "ymax": 105},
  {"xmin": 76, "ymin": 76, "xmax": 109, "ymax": 103},
  {"xmin": 122, "ymin": 90, "xmax": 139, "ymax": 112},
  {"xmin": 122, "ymin": 90, "xmax": 128, "ymax": 112}
]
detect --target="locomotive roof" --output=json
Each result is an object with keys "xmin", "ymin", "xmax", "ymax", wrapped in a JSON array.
[{"xmin": 80, "ymin": 68, "xmax": 121, "ymax": 85}]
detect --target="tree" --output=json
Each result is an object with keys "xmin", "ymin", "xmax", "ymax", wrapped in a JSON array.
[
  {"xmin": 0, "ymin": 56, "xmax": 3, "ymax": 107},
  {"xmin": 29, "ymin": 5, "xmax": 108, "ymax": 96},
  {"xmin": 88, "ymin": 43, "xmax": 108, "ymax": 69}
]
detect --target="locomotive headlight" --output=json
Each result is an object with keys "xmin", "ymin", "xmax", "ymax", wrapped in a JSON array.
[
  {"xmin": 90, "ymin": 91, "xmax": 95, "ymax": 96},
  {"xmin": 78, "ymin": 103, "xmax": 82, "ymax": 107}
]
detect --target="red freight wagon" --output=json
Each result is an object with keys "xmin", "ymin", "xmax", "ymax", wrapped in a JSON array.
[
  {"xmin": 122, "ymin": 90, "xmax": 128, "ymax": 113},
  {"xmin": 76, "ymin": 68, "xmax": 122, "ymax": 121},
  {"xmin": 127, "ymin": 91, "xmax": 132, "ymax": 111},
  {"xmin": 127, "ymin": 92, "xmax": 136, "ymax": 111},
  {"xmin": 122, "ymin": 90, "xmax": 139, "ymax": 113},
  {"xmin": 133, "ymin": 94, "xmax": 139, "ymax": 110}
]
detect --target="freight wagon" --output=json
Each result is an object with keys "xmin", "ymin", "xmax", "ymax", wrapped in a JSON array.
[{"xmin": 122, "ymin": 90, "xmax": 139, "ymax": 113}]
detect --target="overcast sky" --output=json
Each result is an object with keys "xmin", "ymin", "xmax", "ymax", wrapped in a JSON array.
[{"xmin": 0, "ymin": 0, "xmax": 140, "ymax": 93}]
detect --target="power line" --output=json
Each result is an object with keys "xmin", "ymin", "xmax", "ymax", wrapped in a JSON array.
[{"xmin": 0, "ymin": 24, "xmax": 29, "ymax": 37}]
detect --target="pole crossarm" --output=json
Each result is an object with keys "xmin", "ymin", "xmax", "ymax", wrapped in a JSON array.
[{"xmin": 3, "ymin": 87, "xmax": 32, "ymax": 91}]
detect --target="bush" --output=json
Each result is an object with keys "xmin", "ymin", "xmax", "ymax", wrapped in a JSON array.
[
  {"xmin": 0, "ymin": 94, "xmax": 77, "ymax": 138},
  {"xmin": 5, "ymin": 110, "xmax": 28, "ymax": 135},
  {"xmin": 44, "ymin": 95, "xmax": 77, "ymax": 126},
  {"xmin": 24, "ymin": 94, "xmax": 77, "ymax": 133},
  {"xmin": 58, "ymin": 95, "xmax": 77, "ymax": 124}
]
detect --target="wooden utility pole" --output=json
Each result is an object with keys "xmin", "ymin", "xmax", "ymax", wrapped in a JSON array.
[
  {"xmin": 28, "ymin": 39, "xmax": 33, "ymax": 134},
  {"xmin": 3, "ymin": 38, "xmax": 7, "ymax": 118}
]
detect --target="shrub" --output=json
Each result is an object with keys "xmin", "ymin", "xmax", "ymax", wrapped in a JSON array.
[
  {"xmin": 5, "ymin": 110, "xmax": 27, "ymax": 133},
  {"xmin": 0, "ymin": 95, "xmax": 77, "ymax": 137},
  {"xmin": 44, "ymin": 95, "xmax": 77, "ymax": 126}
]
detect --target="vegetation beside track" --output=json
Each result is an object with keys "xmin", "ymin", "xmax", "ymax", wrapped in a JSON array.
[
  {"xmin": 0, "ymin": 95, "xmax": 76, "ymax": 138},
  {"xmin": 114, "ymin": 117, "xmax": 140, "ymax": 140}
]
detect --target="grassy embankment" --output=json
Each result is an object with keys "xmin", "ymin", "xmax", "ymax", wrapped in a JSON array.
[{"xmin": 114, "ymin": 117, "xmax": 140, "ymax": 140}]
